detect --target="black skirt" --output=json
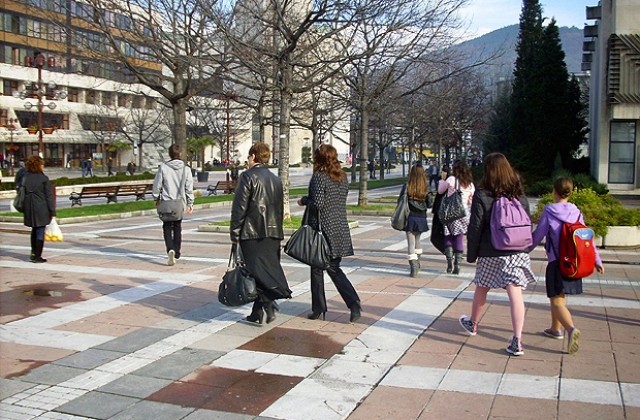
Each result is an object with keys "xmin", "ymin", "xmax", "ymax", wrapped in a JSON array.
[
  {"xmin": 404, "ymin": 213, "xmax": 429, "ymax": 233},
  {"xmin": 545, "ymin": 260, "xmax": 583, "ymax": 298},
  {"xmin": 240, "ymin": 238, "xmax": 292, "ymax": 300}
]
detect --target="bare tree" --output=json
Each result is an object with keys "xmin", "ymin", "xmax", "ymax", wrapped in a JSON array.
[
  {"xmin": 337, "ymin": 0, "xmax": 474, "ymax": 206},
  {"xmin": 211, "ymin": 0, "xmax": 364, "ymax": 218},
  {"xmin": 69, "ymin": 0, "xmax": 224, "ymax": 153}
]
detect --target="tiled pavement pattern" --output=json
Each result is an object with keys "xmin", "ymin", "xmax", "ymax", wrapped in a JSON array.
[{"xmin": 0, "ymin": 199, "xmax": 639, "ymax": 419}]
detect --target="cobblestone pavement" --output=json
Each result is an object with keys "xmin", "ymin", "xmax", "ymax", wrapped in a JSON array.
[{"xmin": 0, "ymin": 189, "xmax": 639, "ymax": 420}]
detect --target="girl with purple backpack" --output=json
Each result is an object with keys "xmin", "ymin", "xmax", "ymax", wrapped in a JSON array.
[
  {"xmin": 458, "ymin": 153, "xmax": 536, "ymax": 356},
  {"xmin": 530, "ymin": 177, "xmax": 604, "ymax": 354}
]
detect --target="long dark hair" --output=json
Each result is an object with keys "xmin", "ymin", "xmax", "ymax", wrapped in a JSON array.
[
  {"xmin": 452, "ymin": 160, "xmax": 473, "ymax": 188},
  {"xmin": 480, "ymin": 153, "xmax": 524, "ymax": 198},
  {"xmin": 313, "ymin": 144, "xmax": 345, "ymax": 182},
  {"xmin": 407, "ymin": 164, "xmax": 427, "ymax": 200}
]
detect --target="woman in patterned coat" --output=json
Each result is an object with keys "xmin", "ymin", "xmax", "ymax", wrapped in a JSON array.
[
  {"xmin": 297, "ymin": 144, "xmax": 362, "ymax": 323},
  {"xmin": 458, "ymin": 153, "xmax": 535, "ymax": 356}
]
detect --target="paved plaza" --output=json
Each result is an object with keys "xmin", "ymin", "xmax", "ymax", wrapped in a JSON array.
[{"xmin": 0, "ymin": 186, "xmax": 639, "ymax": 419}]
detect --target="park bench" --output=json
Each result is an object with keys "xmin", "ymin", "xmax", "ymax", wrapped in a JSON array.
[
  {"xmin": 69, "ymin": 185, "xmax": 119, "ymax": 206},
  {"xmin": 206, "ymin": 180, "xmax": 236, "ymax": 196},
  {"xmin": 113, "ymin": 183, "xmax": 153, "ymax": 202},
  {"xmin": 68, "ymin": 183, "xmax": 153, "ymax": 206}
]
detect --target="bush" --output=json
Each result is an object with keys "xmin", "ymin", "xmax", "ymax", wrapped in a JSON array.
[
  {"xmin": 532, "ymin": 188, "xmax": 640, "ymax": 238},
  {"xmin": 524, "ymin": 170, "xmax": 608, "ymax": 197}
]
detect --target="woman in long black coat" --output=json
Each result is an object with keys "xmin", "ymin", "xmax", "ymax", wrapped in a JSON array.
[
  {"xmin": 230, "ymin": 142, "xmax": 291, "ymax": 325},
  {"xmin": 22, "ymin": 155, "xmax": 56, "ymax": 263},
  {"xmin": 297, "ymin": 144, "xmax": 362, "ymax": 323}
]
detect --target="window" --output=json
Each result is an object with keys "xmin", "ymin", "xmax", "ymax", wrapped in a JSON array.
[
  {"xmin": 68, "ymin": 87, "xmax": 79, "ymax": 102},
  {"xmin": 86, "ymin": 89, "xmax": 98, "ymax": 105},
  {"xmin": 117, "ymin": 94, "xmax": 128, "ymax": 108},
  {"xmin": 608, "ymin": 121, "xmax": 636, "ymax": 184},
  {"xmin": 132, "ymin": 96, "xmax": 144, "ymax": 109}
]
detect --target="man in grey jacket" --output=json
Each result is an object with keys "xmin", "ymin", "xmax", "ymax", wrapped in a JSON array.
[{"xmin": 152, "ymin": 144, "xmax": 195, "ymax": 266}]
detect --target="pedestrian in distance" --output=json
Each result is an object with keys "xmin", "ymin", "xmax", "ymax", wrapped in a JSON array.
[
  {"xmin": 152, "ymin": 144, "xmax": 194, "ymax": 266},
  {"xmin": 297, "ymin": 144, "xmax": 362, "ymax": 323},
  {"xmin": 530, "ymin": 177, "xmax": 604, "ymax": 354},
  {"xmin": 428, "ymin": 160, "xmax": 440, "ymax": 191},
  {"xmin": 66, "ymin": 152, "xmax": 72, "ymax": 169},
  {"xmin": 127, "ymin": 161, "xmax": 136, "ymax": 175},
  {"xmin": 86, "ymin": 158, "xmax": 94, "ymax": 177},
  {"xmin": 368, "ymin": 160, "xmax": 376, "ymax": 179},
  {"xmin": 401, "ymin": 163, "xmax": 430, "ymax": 277},
  {"xmin": 459, "ymin": 152, "xmax": 536, "ymax": 356},
  {"xmin": 14, "ymin": 161, "xmax": 26, "ymax": 187},
  {"xmin": 107, "ymin": 157, "xmax": 114, "ymax": 176},
  {"xmin": 437, "ymin": 160, "xmax": 475, "ymax": 274},
  {"xmin": 21, "ymin": 155, "xmax": 56, "ymax": 263},
  {"xmin": 230, "ymin": 142, "xmax": 292, "ymax": 325},
  {"xmin": 81, "ymin": 158, "xmax": 87, "ymax": 177}
]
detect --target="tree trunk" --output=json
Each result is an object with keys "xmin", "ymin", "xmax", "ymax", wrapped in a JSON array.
[
  {"xmin": 278, "ymin": 62, "xmax": 293, "ymax": 220},
  {"xmin": 172, "ymin": 99, "xmax": 188, "ymax": 153},
  {"xmin": 358, "ymin": 107, "xmax": 369, "ymax": 207}
]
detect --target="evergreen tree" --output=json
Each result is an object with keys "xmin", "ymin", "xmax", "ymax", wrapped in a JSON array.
[
  {"xmin": 485, "ymin": 82, "xmax": 513, "ymax": 155},
  {"xmin": 507, "ymin": 1, "xmax": 587, "ymax": 177},
  {"xmin": 510, "ymin": 0, "xmax": 545, "ymax": 174}
]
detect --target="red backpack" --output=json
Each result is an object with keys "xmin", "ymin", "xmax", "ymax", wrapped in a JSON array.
[{"xmin": 556, "ymin": 213, "xmax": 596, "ymax": 279}]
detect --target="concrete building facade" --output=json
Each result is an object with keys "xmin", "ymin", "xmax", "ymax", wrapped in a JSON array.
[{"xmin": 584, "ymin": 0, "xmax": 640, "ymax": 194}]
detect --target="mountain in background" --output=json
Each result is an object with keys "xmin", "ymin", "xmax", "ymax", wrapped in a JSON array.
[{"xmin": 455, "ymin": 24, "xmax": 584, "ymax": 84}]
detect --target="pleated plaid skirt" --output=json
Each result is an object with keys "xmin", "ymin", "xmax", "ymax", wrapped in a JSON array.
[{"xmin": 474, "ymin": 253, "xmax": 536, "ymax": 290}]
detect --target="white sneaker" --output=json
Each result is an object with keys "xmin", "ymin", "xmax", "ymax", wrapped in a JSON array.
[{"xmin": 168, "ymin": 250, "xmax": 175, "ymax": 266}]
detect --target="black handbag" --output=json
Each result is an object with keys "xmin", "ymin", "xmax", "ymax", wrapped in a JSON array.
[
  {"xmin": 391, "ymin": 186, "xmax": 409, "ymax": 231},
  {"xmin": 218, "ymin": 244, "xmax": 258, "ymax": 307},
  {"xmin": 437, "ymin": 180, "xmax": 466, "ymax": 225},
  {"xmin": 13, "ymin": 184, "xmax": 26, "ymax": 213},
  {"xmin": 284, "ymin": 207, "xmax": 331, "ymax": 269}
]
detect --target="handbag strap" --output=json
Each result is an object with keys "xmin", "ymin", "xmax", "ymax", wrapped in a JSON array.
[
  {"xmin": 229, "ymin": 243, "xmax": 245, "ymax": 268},
  {"xmin": 302, "ymin": 206, "xmax": 322, "ymax": 230}
]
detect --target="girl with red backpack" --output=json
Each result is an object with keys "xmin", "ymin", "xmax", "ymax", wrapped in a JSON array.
[{"xmin": 530, "ymin": 177, "xmax": 605, "ymax": 354}]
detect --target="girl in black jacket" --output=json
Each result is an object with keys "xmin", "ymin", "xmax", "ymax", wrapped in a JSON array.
[
  {"xmin": 459, "ymin": 153, "xmax": 535, "ymax": 356},
  {"xmin": 22, "ymin": 155, "xmax": 56, "ymax": 263}
]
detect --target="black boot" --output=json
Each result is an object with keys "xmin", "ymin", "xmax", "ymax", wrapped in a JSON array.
[
  {"xmin": 33, "ymin": 240, "xmax": 47, "ymax": 263},
  {"xmin": 409, "ymin": 259, "xmax": 419, "ymax": 278},
  {"xmin": 245, "ymin": 300, "xmax": 264, "ymax": 325},
  {"xmin": 30, "ymin": 233, "xmax": 36, "ymax": 261},
  {"xmin": 264, "ymin": 300, "xmax": 278, "ymax": 324},
  {"xmin": 444, "ymin": 247, "xmax": 453, "ymax": 273},
  {"xmin": 453, "ymin": 252, "xmax": 463, "ymax": 275},
  {"xmin": 349, "ymin": 301, "xmax": 362, "ymax": 323}
]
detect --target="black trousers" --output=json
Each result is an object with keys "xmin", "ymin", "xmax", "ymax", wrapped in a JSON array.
[
  {"xmin": 162, "ymin": 220, "xmax": 182, "ymax": 254},
  {"xmin": 310, "ymin": 257, "xmax": 360, "ymax": 313}
]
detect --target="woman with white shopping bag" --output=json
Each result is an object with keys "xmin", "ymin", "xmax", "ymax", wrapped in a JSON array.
[{"xmin": 22, "ymin": 155, "xmax": 56, "ymax": 263}]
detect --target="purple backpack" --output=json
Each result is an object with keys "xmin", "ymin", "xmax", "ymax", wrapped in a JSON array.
[{"xmin": 490, "ymin": 196, "xmax": 533, "ymax": 251}]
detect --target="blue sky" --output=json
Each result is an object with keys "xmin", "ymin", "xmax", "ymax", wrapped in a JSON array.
[{"xmin": 460, "ymin": 0, "xmax": 593, "ymax": 37}]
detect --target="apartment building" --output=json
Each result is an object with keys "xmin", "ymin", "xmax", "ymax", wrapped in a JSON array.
[
  {"xmin": 584, "ymin": 0, "xmax": 640, "ymax": 194},
  {"xmin": 0, "ymin": 0, "xmax": 165, "ymax": 170}
]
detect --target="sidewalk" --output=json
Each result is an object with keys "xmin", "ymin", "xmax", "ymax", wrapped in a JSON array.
[{"xmin": 0, "ymin": 198, "xmax": 639, "ymax": 419}]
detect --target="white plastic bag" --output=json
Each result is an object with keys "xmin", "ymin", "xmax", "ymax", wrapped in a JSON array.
[{"xmin": 45, "ymin": 218, "xmax": 64, "ymax": 242}]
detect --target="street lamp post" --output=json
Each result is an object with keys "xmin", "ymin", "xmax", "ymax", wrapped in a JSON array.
[
  {"xmin": 6, "ymin": 118, "xmax": 18, "ymax": 175},
  {"xmin": 225, "ymin": 96, "xmax": 231, "ymax": 182},
  {"xmin": 15, "ymin": 51, "xmax": 67, "ymax": 159}
]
